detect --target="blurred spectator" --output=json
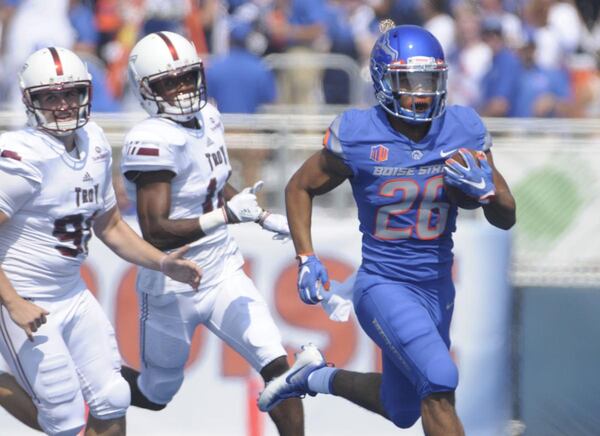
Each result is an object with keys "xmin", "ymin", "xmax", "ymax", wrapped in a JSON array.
[
  {"xmin": 226, "ymin": 0, "xmax": 248, "ymax": 14},
  {"xmin": 265, "ymin": 0, "xmax": 326, "ymax": 53},
  {"xmin": 206, "ymin": 11, "xmax": 276, "ymax": 113},
  {"xmin": 0, "ymin": 0, "xmax": 598, "ymax": 117},
  {"xmin": 322, "ymin": 0, "xmax": 377, "ymax": 104},
  {"xmin": 0, "ymin": 0, "xmax": 75, "ymax": 108},
  {"xmin": 576, "ymin": 0, "xmax": 600, "ymax": 33},
  {"xmin": 479, "ymin": 16, "xmax": 522, "ymax": 116},
  {"xmin": 547, "ymin": 1, "xmax": 583, "ymax": 58},
  {"xmin": 479, "ymin": 0, "xmax": 524, "ymax": 49},
  {"xmin": 95, "ymin": 0, "xmax": 123, "ymax": 54},
  {"xmin": 420, "ymin": 0, "xmax": 456, "ymax": 57},
  {"xmin": 138, "ymin": 1, "xmax": 212, "ymax": 57},
  {"xmin": 513, "ymin": 29, "xmax": 574, "ymax": 117},
  {"xmin": 264, "ymin": 0, "xmax": 326, "ymax": 104},
  {"xmin": 69, "ymin": 1, "xmax": 121, "ymax": 112},
  {"xmin": 199, "ymin": 0, "xmax": 228, "ymax": 55},
  {"xmin": 97, "ymin": 1, "xmax": 145, "ymax": 99},
  {"xmin": 376, "ymin": 0, "xmax": 423, "ymax": 27},
  {"xmin": 85, "ymin": 55, "xmax": 123, "ymax": 112},
  {"xmin": 70, "ymin": 0, "xmax": 99, "ymax": 52},
  {"xmin": 523, "ymin": 0, "xmax": 584, "ymax": 69},
  {"xmin": 522, "ymin": 1, "xmax": 561, "ymax": 70},
  {"xmin": 446, "ymin": 2, "xmax": 492, "ymax": 108},
  {"xmin": 141, "ymin": 0, "xmax": 188, "ymax": 35},
  {"xmin": 184, "ymin": 0, "xmax": 209, "ymax": 54}
]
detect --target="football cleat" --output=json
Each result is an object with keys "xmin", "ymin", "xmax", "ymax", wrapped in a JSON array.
[{"xmin": 258, "ymin": 343, "xmax": 328, "ymax": 412}]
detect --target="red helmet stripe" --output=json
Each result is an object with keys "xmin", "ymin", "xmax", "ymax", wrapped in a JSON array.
[
  {"xmin": 48, "ymin": 47, "xmax": 64, "ymax": 76},
  {"xmin": 157, "ymin": 32, "xmax": 179, "ymax": 61}
]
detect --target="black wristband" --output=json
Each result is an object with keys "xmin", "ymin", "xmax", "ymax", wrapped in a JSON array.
[{"xmin": 224, "ymin": 204, "xmax": 239, "ymax": 223}]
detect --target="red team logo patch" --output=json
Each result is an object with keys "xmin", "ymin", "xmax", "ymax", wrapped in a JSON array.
[{"xmin": 370, "ymin": 144, "xmax": 389, "ymax": 162}]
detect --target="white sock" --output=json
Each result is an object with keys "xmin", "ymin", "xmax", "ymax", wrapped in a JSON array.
[{"xmin": 307, "ymin": 367, "xmax": 338, "ymax": 394}]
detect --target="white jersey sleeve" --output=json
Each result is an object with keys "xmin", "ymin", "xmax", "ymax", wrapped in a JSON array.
[
  {"xmin": 0, "ymin": 136, "xmax": 44, "ymax": 183},
  {"xmin": 0, "ymin": 133, "xmax": 43, "ymax": 217},
  {"xmin": 121, "ymin": 118, "xmax": 187, "ymax": 175},
  {"xmin": 0, "ymin": 171, "xmax": 38, "ymax": 218}
]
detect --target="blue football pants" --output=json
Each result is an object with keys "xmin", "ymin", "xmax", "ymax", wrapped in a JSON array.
[{"xmin": 353, "ymin": 270, "xmax": 458, "ymax": 428}]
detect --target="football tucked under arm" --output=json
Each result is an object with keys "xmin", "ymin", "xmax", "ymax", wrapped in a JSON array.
[{"xmin": 443, "ymin": 148, "xmax": 496, "ymax": 209}]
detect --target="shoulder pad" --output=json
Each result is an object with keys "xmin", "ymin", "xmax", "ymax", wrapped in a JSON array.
[
  {"xmin": 122, "ymin": 119, "xmax": 182, "ymax": 174},
  {"xmin": 0, "ymin": 131, "xmax": 44, "ymax": 184},
  {"xmin": 200, "ymin": 103, "xmax": 224, "ymax": 133},
  {"xmin": 447, "ymin": 105, "xmax": 490, "ymax": 151},
  {"xmin": 83, "ymin": 121, "xmax": 103, "ymax": 135},
  {"xmin": 336, "ymin": 108, "xmax": 372, "ymax": 144},
  {"xmin": 125, "ymin": 117, "xmax": 187, "ymax": 147},
  {"xmin": 80, "ymin": 121, "xmax": 112, "ymax": 152}
]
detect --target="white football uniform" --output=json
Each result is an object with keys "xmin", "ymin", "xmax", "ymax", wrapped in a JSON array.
[
  {"xmin": 0, "ymin": 123, "xmax": 115, "ymax": 299},
  {"xmin": 121, "ymin": 104, "xmax": 285, "ymax": 405},
  {"xmin": 121, "ymin": 103, "xmax": 242, "ymax": 295},
  {"xmin": 0, "ymin": 123, "xmax": 129, "ymax": 435}
]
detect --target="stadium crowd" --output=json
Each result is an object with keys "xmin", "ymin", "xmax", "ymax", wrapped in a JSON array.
[{"xmin": 0, "ymin": 0, "xmax": 599, "ymax": 117}]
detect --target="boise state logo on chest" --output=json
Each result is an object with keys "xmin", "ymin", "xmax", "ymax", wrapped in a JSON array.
[
  {"xmin": 368, "ymin": 144, "xmax": 444, "ymax": 178},
  {"xmin": 370, "ymin": 144, "xmax": 389, "ymax": 162}
]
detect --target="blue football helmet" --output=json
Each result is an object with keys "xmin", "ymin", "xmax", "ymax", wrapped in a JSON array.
[{"xmin": 370, "ymin": 25, "xmax": 447, "ymax": 123}]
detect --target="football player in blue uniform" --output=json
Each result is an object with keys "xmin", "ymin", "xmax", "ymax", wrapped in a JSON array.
[{"xmin": 258, "ymin": 24, "xmax": 516, "ymax": 435}]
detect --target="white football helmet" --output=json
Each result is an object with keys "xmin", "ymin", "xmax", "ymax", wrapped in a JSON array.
[
  {"xmin": 19, "ymin": 47, "xmax": 92, "ymax": 135},
  {"xmin": 128, "ymin": 31, "xmax": 207, "ymax": 121}
]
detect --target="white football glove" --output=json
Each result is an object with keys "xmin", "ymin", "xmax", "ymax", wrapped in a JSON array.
[
  {"xmin": 258, "ymin": 211, "xmax": 290, "ymax": 242},
  {"xmin": 198, "ymin": 181, "xmax": 264, "ymax": 233},
  {"xmin": 225, "ymin": 186, "xmax": 263, "ymax": 223}
]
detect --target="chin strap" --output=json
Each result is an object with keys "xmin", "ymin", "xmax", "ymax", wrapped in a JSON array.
[{"xmin": 159, "ymin": 112, "xmax": 197, "ymax": 123}]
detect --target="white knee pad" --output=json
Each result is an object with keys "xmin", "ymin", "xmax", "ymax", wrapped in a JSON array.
[
  {"xmin": 36, "ymin": 354, "xmax": 86, "ymax": 436},
  {"xmin": 87, "ymin": 373, "xmax": 131, "ymax": 420},
  {"xmin": 138, "ymin": 365, "xmax": 184, "ymax": 405},
  {"xmin": 139, "ymin": 317, "xmax": 189, "ymax": 405}
]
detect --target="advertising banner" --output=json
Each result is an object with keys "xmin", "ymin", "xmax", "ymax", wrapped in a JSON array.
[{"xmin": 0, "ymin": 215, "xmax": 511, "ymax": 436}]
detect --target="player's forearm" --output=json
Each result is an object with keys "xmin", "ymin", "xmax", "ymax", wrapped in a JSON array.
[
  {"xmin": 285, "ymin": 179, "xmax": 315, "ymax": 255},
  {"xmin": 483, "ymin": 189, "xmax": 516, "ymax": 230},
  {"xmin": 223, "ymin": 183, "xmax": 238, "ymax": 201},
  {"xmin": 0, "ymin": 268, "xmax": 19, "ymax": 305},
  {"xmin": 95, "ymin": 206, "xmax": 165, "ymax": 270},
  {"xmin": 98, "ymin": 217, "xmax": 166, "ymax": 270},
  {"xmin": 139, "ymin": 215, "xmax": 206, "ymax": 250}
]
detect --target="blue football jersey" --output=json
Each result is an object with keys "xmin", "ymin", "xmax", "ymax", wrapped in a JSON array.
[{"xmin": 324, "ymin": 105, "xmax": 491, "ymax": 281}]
